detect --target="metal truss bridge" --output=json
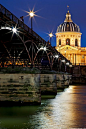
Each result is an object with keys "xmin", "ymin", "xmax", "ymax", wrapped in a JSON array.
[{"xmin": 0, "ymin": 4, "xmax": 71, "ymax": 72}]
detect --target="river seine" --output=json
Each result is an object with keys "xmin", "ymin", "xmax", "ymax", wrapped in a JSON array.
[{"xmin": 0, "ymin": 85, "xmax": 86, "ymax": 129}]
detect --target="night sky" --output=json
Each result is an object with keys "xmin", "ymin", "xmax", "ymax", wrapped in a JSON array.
[{"xmin": 0, "ymin": 0, "xmax": 86, "ymax": 47}]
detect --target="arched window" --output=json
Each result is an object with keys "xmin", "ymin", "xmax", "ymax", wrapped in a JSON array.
[
  {"xmin": 59, "ymin": 39, "xmax": 61, "ymax": 45},
  {"xmin": 66, "ymin": 38, "xmax": 70, "ymax": 45},
  {"xmin": 75, "ymin": 39, "xmax": 78, "ymax": 46}
]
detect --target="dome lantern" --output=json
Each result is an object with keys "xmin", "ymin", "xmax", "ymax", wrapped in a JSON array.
[{"xmin": 64, "ymin": 11, "xmax": 73, "ymax": 22}]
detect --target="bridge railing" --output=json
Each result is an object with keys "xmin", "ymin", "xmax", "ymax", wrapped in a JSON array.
[{"xmin": 0, "ymin": 4, "xmax": 46, "ymax": 44}]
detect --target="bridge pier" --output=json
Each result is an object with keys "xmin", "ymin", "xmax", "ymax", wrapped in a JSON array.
[
  {"xmin": 40, "ymin": 74, "xmax": 57, "ymax": 95},
  {"xmin": 56, "ymin": 74, "xmax": 72, "ymax": 90}
]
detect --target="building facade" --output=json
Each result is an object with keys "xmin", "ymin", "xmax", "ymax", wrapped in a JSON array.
[{"xmin": 56, "ymin": 10, "xmax": 86, "ymax": 65}]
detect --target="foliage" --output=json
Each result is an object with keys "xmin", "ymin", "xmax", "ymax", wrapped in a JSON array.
[
  {"xmin": 0, "ymin": 67, "xmax": 41, "ymax": 74},
  {"xmin": 41, "ymin": 70, "xmax": 57, "ymax": 74}
]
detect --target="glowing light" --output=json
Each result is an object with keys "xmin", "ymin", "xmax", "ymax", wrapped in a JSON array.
[
  {"xmin": 61, "ymin": 59, "xmax": 65, "ymax": 62},
  {"xmin": 49, "ymin": 33, "xmax": 53, "ymax": 38},
  {"xmin": 44, "ymin": 47, "xmax": 46, "ymax": 51},
  {"xmin": 29, "ymin": 10, "xmax": 35, "ymax": 17},
  {"xmin": 69, "ymin": 86, "xmax": 73, "ymax": 89},
  {"xmin": 39, "ymin": 47, "xmax": 44, "ymax": 51},
  {"xmin": 66, "ymin": 62, "xmax": 69, "ymax": 65},
  {"xmin": 1, "ymin": 27, "xmax": 12, "ymax": 30},
  {"xmin": 69, "ymin": 64, "xmax": 72, "ymax": 67},
  {"xmin": 55, "ymin": 55, "xmax": 59, "ymax": 58},
  {"xmin": 12, "ymin": 27, "xmax": 17, "ymax": 33},
  {"xmin": 39, "ymin": 46, "xmax": 47, "ymax": 51},
  {"xmin": 65, "ymin": 50, "xmax": 66, "ymax": 53}
]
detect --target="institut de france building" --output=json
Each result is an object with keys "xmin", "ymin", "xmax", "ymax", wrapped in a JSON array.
[{"xmin": 56, "ymin": 10, "xmax": 86, "ymax": 65}]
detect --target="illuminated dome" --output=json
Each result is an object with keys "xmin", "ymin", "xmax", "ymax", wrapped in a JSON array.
[{"xmin": 57, "ymin": 11, "xmax": 80, "ymax": 33}]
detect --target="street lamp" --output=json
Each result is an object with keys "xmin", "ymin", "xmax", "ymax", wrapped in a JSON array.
[
  {"xmin": 49, "ymin": 32, "xmax": 53, "ymax": 44},
  {"xmin": 12, "ymin": 27, "xmax": 17, "ymax": 34},
  {"xmin": 66, "ymin": 62, "xmax": 69, "ymax": 65},
  {"xmin": 54, "ymin": 55, "xmax": 59, "ymax": 58},
  {"xmin": 29, "ymin": 10, "xmax": 35, "ymax": 30},
  {"xmin": 44, "ymin": 46, "xmax": 47, "ymax": 51},
  {"xmin": 28, "ymin": 10, "xmax": 35, "ymax": 68},
  {"xmin": 39, "ymin": 46, "xmax": 47, "ymax": 51},
  {"xmin": 12, "ymin": 27, "xmax": 17, "ymax": 67},
  {"xmin": 61, "ymin": 59, "xmax": 65, "ymax": 63}
]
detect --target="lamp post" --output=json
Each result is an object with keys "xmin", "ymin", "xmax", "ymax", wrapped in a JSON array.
[
  {"xmin": 12, "ymin": 27, "xmax": 17, "ymax": 33},
  {"xmin": 12, "ymin": 27, "xmax": 17, "ymax": 68},
  {"xmin": 29, "ymin": 10, "xmax": 35, "ymax": 68},
  {"xmin": 49, "ymin": 33, "xmax": 53, "ymax": 44},
  {"xmin": 29, "ymin": 10, "xmax": 35, "ymax": 30}
]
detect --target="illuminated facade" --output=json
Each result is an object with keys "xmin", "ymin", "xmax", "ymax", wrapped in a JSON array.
[{"xmin": 56, "ymin": 10, "xmax": 86, "ymax": 65}]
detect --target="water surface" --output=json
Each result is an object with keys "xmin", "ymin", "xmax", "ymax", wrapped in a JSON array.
[{"xmin": 0, "ymin": 85, "xmax": 86, "ymax": 129}]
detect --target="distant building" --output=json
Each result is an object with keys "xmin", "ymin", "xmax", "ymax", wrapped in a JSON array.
[{"xmin": 56, "ymin": 10, "xmax": 86, "ymax": 65}]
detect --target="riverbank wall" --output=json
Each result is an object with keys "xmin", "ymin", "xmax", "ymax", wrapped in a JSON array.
[
  {"xmin": 0, "ymin": 73, "xmax": 72, "ymax": 105},
  {"xmin": 0, "ymin": 74, "xmax": 41, "ymax": 105}
]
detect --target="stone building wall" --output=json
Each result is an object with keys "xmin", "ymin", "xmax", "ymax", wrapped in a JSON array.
[
  {"xmin": 56, "ymin": 32, "xmax": 81, "ymax": 47},
  {"xmin": 72, "ymin": 66, "xmax": 86, "ymax": 84}
]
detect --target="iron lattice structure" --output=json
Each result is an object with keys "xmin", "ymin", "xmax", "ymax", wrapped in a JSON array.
[{"xmin": 0, "ymin": 4, "xmax": 71, "ymax": 71}]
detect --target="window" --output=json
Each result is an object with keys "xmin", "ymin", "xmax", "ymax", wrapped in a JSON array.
[
  {"xmin": 75, "ymin": 39, "xmax": 78, "ymax": 46},
  {"xmin": 66, "ymin": 38, "xmax": 70, "ymax": 45},
  {"xmin": 59, "ymin": 39, "xmax": 61, "ymax": 45}
]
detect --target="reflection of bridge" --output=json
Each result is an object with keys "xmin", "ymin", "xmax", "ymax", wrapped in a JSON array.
[{"xmin": 0, "ymin": 4, "xmax": 71, "ymax": 72}]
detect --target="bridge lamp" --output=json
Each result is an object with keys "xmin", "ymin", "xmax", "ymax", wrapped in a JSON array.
[
  {"xmin": 29, "ymin": 10, "xmax": 35, "ymax": 30},
  {"xmin": 12, "ymin": 27, "xmax": 17, "ymax": 34},
  {"xmin": 29, "ymin": 10, "xmax": 35, "ymax": 18},
  {"xmin": 55, "ymin": 55, "xmax": 59, "ymax": 58},
  {"xmin": 44, "ymin": 46, "xmax": 46, "ymax": 51},
  {"xmin": 49, "ymin": 33, "xmax": 53, "ymax": 38},
  {"xmin": 39, "ymin": 47, "xmax": 44, "ymax": 51},
  {"xmin": 61, "ymin": 59, "xmax": 65, "ymax": 63},
  {"xmin": 69, "ymin": 64, "xmax": 72, "ymax": 67},
  {"xmin": 25, "ymin": 8, "xmax": 42, "ymax": 31},
  {"xmin": 49, "ymin": 32, "xmax": 53, "ymax": 44},
  {"xmin": 66, "ymin": 62, "xmax": 69, "ymax": 65},
  {"xmin": 39, "ymin": 46, "xmax": 47, "ymax": 51}
]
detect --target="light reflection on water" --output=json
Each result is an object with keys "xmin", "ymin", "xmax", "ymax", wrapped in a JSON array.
[{"xmin": 0, "ymin": 85, "xmax": 86, "ymax": 129}]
